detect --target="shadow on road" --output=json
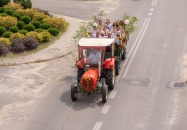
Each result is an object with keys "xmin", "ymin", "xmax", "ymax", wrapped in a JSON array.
[{"xmin": 60, "ymin": 89, "xmax": 105, "ymax": 111}]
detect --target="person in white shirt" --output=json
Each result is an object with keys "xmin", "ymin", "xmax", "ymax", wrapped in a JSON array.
[{"xmin": 89, "ymin": 49, "xmax": 101, "ymax": 64}]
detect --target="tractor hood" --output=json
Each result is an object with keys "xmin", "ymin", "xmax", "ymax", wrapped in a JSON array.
[{"xmin": 80, "ymin": 68, "xmax": 98, "ymax": 92}]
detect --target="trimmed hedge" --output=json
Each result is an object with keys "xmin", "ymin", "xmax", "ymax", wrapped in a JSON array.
[
  {"xmin": 35, "ymin": 29, "xmax": 43, "ymax": 33},
  {"xmin": 0, "ymin": 7, "xmax": 5, "ymax": 13},
  {"xmin": 17, "ymin": 21, "xmax": 25, "ymax": 29},
  {"xmin": 39, "ymin": 23, "xmax": 50, "ymax": 30},
  {"xmin": 4, "ymin": 9, "xmax": 13, "ymax": 15},
  {"xmin": 12, "ymin": 13, "xmax": 21, "ymax": 20},
  {"xmin": 9, "ymin": 26, "xmax": 19, "ymax": 33},
  {"xmin": 48, "ymin": 28, "xmax": 59, "ymax": 36},
  {"xmin": 23, "ymin": 24, "xmax": 35, "ymax": 31},
  {"xmin": 2, "ymin": 31, "xmax": 13, "ymax": 38},
  {"xmin": 31, "ymin": 20, "xmax": 41, "ymax": 28},
  {"xmin": 0, "ymin": 26, "xmax": 7, "ymax": 35},
  {"xmin": 20, "ymin": 16, "xmax": 31, "ymax": 24},
  {"xmin": 0, "ymin": 13, "xmax": 8, "ymax": 17},
  {"xmin": 19, "ymin": 29, "xmax": 28, "ymax": 35}
]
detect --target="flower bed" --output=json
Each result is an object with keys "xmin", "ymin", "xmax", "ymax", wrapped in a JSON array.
[{"xmin": 0, "ymin": 2, "xmax": 69, "ymax": 56}]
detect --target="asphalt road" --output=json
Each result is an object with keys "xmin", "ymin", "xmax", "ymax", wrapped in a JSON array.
[{"xmin": 1, "ymin": 0, "xmax": 187, "ymax": 130}]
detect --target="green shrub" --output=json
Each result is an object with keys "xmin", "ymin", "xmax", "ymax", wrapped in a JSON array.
[
  {"xmin": 23, "ymin": 24, "xmax": 35, "ymax": 31},
  {"xmin": 0, "ymin": 16, "xmax": 17, "ymax": 28},
  {"xmin": 0, "ymin": 43, "xmax": 9, "ymax": 56},
  {"xmin": 2, "ymin": 31, "xmax": 13, "ymax": 38},
  {"xmin": 9, "ymin": 26, "xmax": 19, "ymax": 33},
  {"xmin": 12, "ymin": 13, "xmax": 21, "ymax": 20},
  {"xmin": 13, "ymin": 0, "xmax": 21, "ymax": 3},
  {"xmin": 0, "ymin": 38, "xmax": 11, "ymax": 46},
  {"xmin": 10, "ymin": 32, "xmax": 25, "ymax": 41},
  {"xmin": 39, "ymin": 23, "xmax": 50, "ymax": 30},
  {"xmin": 35, "ymin": 29, "xmax": 43, "ymax": 33},
  {"xmin": 40, "ymin": 31, "xmax": 52, "ymax": 42},
  {"xmin": 26, "ymin": 31, "xmax": 43, "ymax": 42},
  {"xmin": 17, "ymin": 21, "xmax": 25, "ymax": 29},
  {"xmin": 20, "ymin": 0, "xmax": 32, "ymax": 9},
  {"xmin": 11, "ymin": 39, "xmax": 25, "ymax": 53},
  {"xmin": 0, "ymin": 7, "xmax": 5, "ymax": 13},
  {"xmin": 22, "ymin": 36, "xmax": 39, "ymax": 50},
  {"xmin": 4, "ymin": 2, "xmax": 23, "ymax": 11},
  {"xmin": 31, "ymin": 20, "xmax": 41, "ymax": 28},
  {"xmin": 0, "ymin": 13, "xmax": 8, "ymax": 16},
  {"xmin": 0, "ymin": 26, "xmax": 7, "ymax": 35},
  {"xmin": 0, "ymin": 0, "xmax": 10, "ymax": 7},
  {"xmin": 4, "ymin": 9, "xmax": 13, "ymax": 15},
  {"xmin": 48, "ymin": 28, "xmax": 59, "ymax": 36},
  {"xmin": 20, "ymin": 15, "xmax": 31, "ymax": 24},
  {"xmin": 19, "ymin": 29, "xmax": 28, "ymax": 35}
]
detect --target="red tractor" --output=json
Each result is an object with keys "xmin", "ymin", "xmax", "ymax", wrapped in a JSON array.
[{"xmin": 71, "ymin": 38, "xmax": 118, "ymax": 103}]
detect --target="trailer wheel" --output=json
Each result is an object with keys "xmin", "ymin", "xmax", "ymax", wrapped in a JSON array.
[
  {"xmin": 115, "ymin": 61, "xmax": 119, "ymax": 75},
  {"xmin": 105, "ymin": 69, "xmax": 115, "ymax": 90},
  {"xmin": 71, "ymin": 84, "xmax": 78, "ymax": 101},
  {"xmin": 77, "ymin": 68, "xmax": 84, "ymax": 83},
  {"xmin": 102, "ymin": 84, "xmax": 108, "ymax": 103}
]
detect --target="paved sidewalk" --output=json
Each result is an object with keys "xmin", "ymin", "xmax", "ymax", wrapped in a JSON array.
[{"xmin": 0, "ymin": 14, "xmax": 85, "ymax": 66}]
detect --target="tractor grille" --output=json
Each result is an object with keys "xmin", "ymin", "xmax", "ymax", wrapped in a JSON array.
[{"xmin": 81, "ymin": 78, "xmax": 95, "ymax": 92}]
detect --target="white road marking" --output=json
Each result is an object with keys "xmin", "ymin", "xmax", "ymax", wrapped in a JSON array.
[
  {"xmin": 122, "ymin": 18, "xmax": 151, "ymax": 78},
  {"xmin": 116, "ymin": 18, "xmax": 148, "ymax": 82},
  {"xmin": 154, "ymin": 0, "xmax": 158, "ymax": 6},
  {"xmin": 108, "ymin": 91, "xmax": 117, "ymax": 99},
  {"xmin": 101, "ymin": 105, "xmax": 110, "ymax": 114},
  {"xmin": 93, "ymin": 122, "xmax": 103, "ymax": 130},
  {"xmin": 151, "ymin": 0, "xmax": 155, "ymax": 6},
  {"xmin": 148, "ymin": 12, "xmax": 152, "ymax": 16}
]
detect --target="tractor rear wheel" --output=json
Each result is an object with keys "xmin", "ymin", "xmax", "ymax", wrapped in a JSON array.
[
  {"xmin": 77, "ymin": 68, "xmax": 84, "ymax": 83},
  {"xmin": 71, "ymin": 84, "xmax": 78, "ymax": 101},
  {"xmin": 121, "ymin": 47, "xmax": 126, "ymax": 60},
  {"xmin": 102, "ymin": 84, "xmax": 108, "ymax": 103},
  {"xmin": 115, "ymin": 60, "xmax": 119, "ymax": 75},
  {"xmin": 105, "ymin": 69, "xmax": 115, "ymax": 90}
]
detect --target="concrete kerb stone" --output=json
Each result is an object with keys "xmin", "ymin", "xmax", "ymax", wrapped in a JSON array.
[{"xmin": 0, "ymin": 13, "xmax": 86, "ymax": 66}]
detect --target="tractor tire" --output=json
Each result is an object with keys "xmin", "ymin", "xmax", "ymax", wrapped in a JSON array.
[
  {"xmin": 71, "ymin": 84, "xmax": 78, "ymax": 101},
  {"xmin": 102, "ymin": 84, "xmax": 108, "ymax": 103},
  {"xmin": 105, "ymin": 69, "xmax": 115, "ymax": 90},
  {"xmin": 121, "ymin": 47, "xmax": 126, "ymax": 60},
  {"xmin": 77, "ymin": 68, "xmax": 84, "ymax": 83},
  {"xmin": 115, "ymin": 61, "xmax": 119, "ymax": 75}
]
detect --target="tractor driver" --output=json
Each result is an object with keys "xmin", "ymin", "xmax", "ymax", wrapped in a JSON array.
[{"xmin": 88, "ymin": 49, "xmax": 101, "ymax": 64}]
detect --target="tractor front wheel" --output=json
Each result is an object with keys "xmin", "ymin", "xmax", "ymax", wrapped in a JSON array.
[
  {"xmin": 71, "ymin": 84, "xmax": 78, "ymax": 101},
  {"xmin": 77, "ymin": 68, "xmax": 84, "ymax": 83},
  {"xmin": 105, "ymin": 69, "xmax": 115, "ymax": 90},
  {"xmin": 102, "ymin": 84, "xmax": 108, "ymax": 103}
]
